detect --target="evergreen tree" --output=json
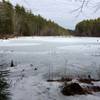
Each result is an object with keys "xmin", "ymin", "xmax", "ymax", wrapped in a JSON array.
[
  {"xmin": 75, "ymin": 18, "xmax": 100, "ymax": 37},
  {"xmin": 0, "ymin": 1, "xmax": 69, "ymax": 37}
]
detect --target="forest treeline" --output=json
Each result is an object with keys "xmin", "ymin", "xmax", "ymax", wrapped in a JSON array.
[
  {"xmin": 0, "ymin": 1, "xmax": 69, "ymax": 37},
  {"xmin": 75, "ymin": 18, "xmax": 100, "ymax": 37},
  {"xmin": 0, "ymin": 1, "xmax": 100, "ymax": 38}
]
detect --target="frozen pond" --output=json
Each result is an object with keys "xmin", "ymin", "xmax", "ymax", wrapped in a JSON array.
[
  {"xmin": 0, "ymin": 36, "xmax": 100, "ymax": 100},
  {"xmin": 0, "ymin": 37, "xmax": 100, "ymax": 78}
]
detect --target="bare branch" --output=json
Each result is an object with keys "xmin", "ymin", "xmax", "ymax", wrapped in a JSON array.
[
  {"xmin": 70, "ymin": 0, "xmax": 89, "ymax": 17},
  {"xmin": 94, "ymin": 2, "xmax": 100, "ymax": 13}
]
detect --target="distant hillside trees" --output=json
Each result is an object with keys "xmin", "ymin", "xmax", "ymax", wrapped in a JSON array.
[
  {"xmin": 75, "ymin": 18, "xmax": 100, "ymax": 37},
  {"xmin": 0, "ymin": 1, "xmax": 69, "ymax": 36},
  {"xmin": 0, "ymin": 1, "xmax": 14, "ymax": 34}
]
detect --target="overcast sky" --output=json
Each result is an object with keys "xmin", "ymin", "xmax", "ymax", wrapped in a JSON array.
[{"xmin": 3, "ymin": 0, "xmax": 100, "ymax": 29}]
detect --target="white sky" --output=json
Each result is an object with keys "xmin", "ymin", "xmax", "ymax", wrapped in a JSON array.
[{"xmin": 2, "ymin": 0, "xmax": 100, "ymax": 29}]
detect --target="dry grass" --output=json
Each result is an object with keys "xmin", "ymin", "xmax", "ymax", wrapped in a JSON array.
[{"xmin": 0, "ymin": 33, "xmax": 18, "ymax": 39}]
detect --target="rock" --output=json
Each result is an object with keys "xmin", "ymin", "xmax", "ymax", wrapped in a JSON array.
[
  {"xmin": 30, "ymin": 64, "xmax": 33, "ymax": 67},
  {"xmin": 61, "ymin": 83, "xmax": 85, "ymax": 96},
  {"xmin": 34, "ymin": 68, "xmax": 38, "ymax": 70}
]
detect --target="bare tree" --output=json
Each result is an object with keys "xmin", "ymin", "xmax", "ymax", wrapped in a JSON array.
[{"xmin": 74, "ymin": 0, "xmax": 100, "ymax": 13}]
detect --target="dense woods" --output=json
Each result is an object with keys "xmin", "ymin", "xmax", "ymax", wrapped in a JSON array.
[
  {"xmin": 75, "ymin": 18, "xmax": 100, "ymax": 37},
  {"xmin": 0, "ymin": 1, "xmax": 100, "ymax": 38},
  {"xmin": 0, "ymin": 1, "xmax": 69, "ymax": 37}
]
